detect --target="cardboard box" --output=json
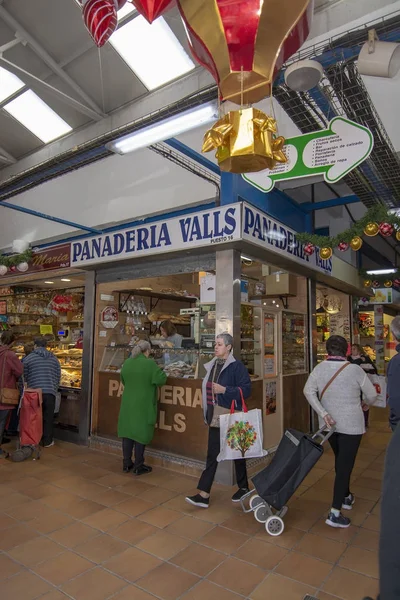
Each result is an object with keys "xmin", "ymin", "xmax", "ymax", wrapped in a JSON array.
[{"xmin": 264, "ymin": 273, "xmax": 297, "ymax": 296}]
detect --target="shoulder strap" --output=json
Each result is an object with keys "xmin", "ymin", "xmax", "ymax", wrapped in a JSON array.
[
  {"xmin": 320, "ymin": 362, "xmax": 350, "ymax": 401},
  {"xmin": 0, "ymin": 350, "xmax": 7, "ymax": 389}
]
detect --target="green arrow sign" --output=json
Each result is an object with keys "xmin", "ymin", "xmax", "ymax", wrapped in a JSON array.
[{"xmin": 243, "ymin": 117, "xmax": 374, "ymax": 193}]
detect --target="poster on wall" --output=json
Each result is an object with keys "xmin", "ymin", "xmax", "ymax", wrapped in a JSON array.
[
  {"xmin": 264, "ymin": 355, "xmax": 275, "ymax": 376},
  {"xmin": 264, "ymin": 317, "xmax": 274, "ymax": 347},
  {"xmin": 374, "ymin": 305, "xmax": 385, "ymax": 375},
  {"xmin": 101, "ymin": 306, "xmax": 119, "ymax": 329},
  {"xmin": 265, "ymin": 381, "xmax": 277, "ymax": 416}
]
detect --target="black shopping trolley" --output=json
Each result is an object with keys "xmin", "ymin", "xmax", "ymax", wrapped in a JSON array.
[{"xmin": 240, "ymin": 426, "xmax": 335, "ymax": 537}]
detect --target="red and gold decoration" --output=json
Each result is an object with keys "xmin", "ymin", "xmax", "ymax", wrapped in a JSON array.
[
  {"xmin": 337, "ymin": 241, "xmax": 349, "ymax": 252},
  {"xmin": 303, "ymin": 242, "xmax": 315, "ymax": 256},
  {"xmin": 319, "ymin": 247, "xmax": 333, "ymax": 260},
  {"xmin": 372, "ymin": 280, "xmax": 380, "ymax": 288},
  {"xmin": 384, "ymin": 280, "xmax": 393, "ymax": 288},
  {"xmin": 131, "ymin": 0, "xmax": 174, "ymax": 23},
  {"xmin": 364, "ymin": 222, "xmax": 379, "ymax": 236},
  {"xmin": 364, "ymin": 279, "xmax": 372, "ymax": 288},
  {"xmin": 361, "ymin": 270, "xmax": 400, "ymax": 290},
  {"xmin": 396, "ymin": 230, "xmax": 400, "ymax": 242},
  {"xmin": 379, "ymin": 222, "xmax": 394, "ymax": 237},
  {"xmin": 202, "ymin": 108, "xmax": 286, "ymax": 173},
  {"xmin": 350, "ymin": 236, "xmax": 363, "ymax": 251},
  {"xmin": 0, "ymin": 249, "xmax": 33, "ymax": 276},
  {"xmin": 82, "ymin": 0, "xmax": 121, "ymax": 47}
]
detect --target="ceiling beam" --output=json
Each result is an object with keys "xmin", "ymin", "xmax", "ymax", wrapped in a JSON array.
[
  {"xmin": 0, "ymin": 3, "xmax": 105, "ymax": 119},
  {"xmin": 0, "ymin": 56, "xmax": 105, "ymax": 122},
  {"xmin": 0, "ymin": 146, "xmax": 16, "ymax": 164}
]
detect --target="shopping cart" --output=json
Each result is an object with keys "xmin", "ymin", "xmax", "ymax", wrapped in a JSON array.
[{"xmin": 240, "ymin": 426, "xmax": 335, "ymax": 536}]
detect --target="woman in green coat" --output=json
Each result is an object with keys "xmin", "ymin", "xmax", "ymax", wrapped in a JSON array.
[{"xmin": 118, "ymin": 340, "xmax": 167, "ymax": 475}]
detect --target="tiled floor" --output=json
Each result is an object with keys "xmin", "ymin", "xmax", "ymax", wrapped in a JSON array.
[{"xmin": 0, "ymin": 415, "xmax": 389, "ymax": 600}]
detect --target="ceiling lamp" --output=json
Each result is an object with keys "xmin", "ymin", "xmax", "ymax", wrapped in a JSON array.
[
  {"xmin": 358, "ymin": 29, "xmax": 400, "ymax": 78},
  {"xmin": 284, "ymin": 59, "xmax": 323, "ymax": 92}
]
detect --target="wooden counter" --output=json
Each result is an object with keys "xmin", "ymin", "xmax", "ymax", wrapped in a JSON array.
[{"xmin": 96, "ymin": 373, "xmax": 263, "ymax": 462}]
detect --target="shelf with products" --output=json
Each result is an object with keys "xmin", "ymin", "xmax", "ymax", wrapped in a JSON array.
[{"xmin": 282, "ymin": 312, "xmax": 307, "ymax": 375}]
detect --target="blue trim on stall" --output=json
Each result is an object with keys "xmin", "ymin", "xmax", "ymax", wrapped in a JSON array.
[
  {"xmin": 165, "ymin": 138, "xmax": 221, "ymax": 176},
  {"xmin": 301, "ymin": 195, "xmax": 360, "ymax": 211}
]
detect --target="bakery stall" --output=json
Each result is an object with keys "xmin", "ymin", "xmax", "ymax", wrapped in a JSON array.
[
  {"xmin": 315, "ymin": 285, "xmax": 351, "ymax": 362},
  {"xmin": 0, "ymin": 275, "xmax": 87, "ymax": 441}
]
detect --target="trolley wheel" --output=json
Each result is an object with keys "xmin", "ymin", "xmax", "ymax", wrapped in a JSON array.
[
  {"xmin": 265, "ymin": 515, "xmax": 284, "ymax": 536},
  {"xmin": 254, "ymin": 503, "xmax": 269, "ymax": 523},
  {"xmin": 249, "ymin": 494, "xmax": 263, "ymax": 510}
]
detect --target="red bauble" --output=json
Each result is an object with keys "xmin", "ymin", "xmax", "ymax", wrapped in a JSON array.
[
  {"xmin": 372, "ymin": 280, "xmax": 380, "ymax": 288},
  {"xmin": 131, "ymin": 0, "xmax": 174, "ymax": 23},
  {"xmin": 338, "ymin": 241, "xmax": 349, "ymax": 252},
  {"xmin": 9, "ymin": 265, "xmax": 16, "ymax": 272},
  {"xmin": 379, "ymin": 222, "xmax": 394, "ymax": 237},
  {"xmin": 83, "ymin": 0, "xmax": 118, "ymax": 47},
  {"xmin": 303, "ymin": 243, "xmax": 315, "ymax": 256},
  {"xmin": 394, "ymin": 278, "xmax": 400, "ymax": 288}
]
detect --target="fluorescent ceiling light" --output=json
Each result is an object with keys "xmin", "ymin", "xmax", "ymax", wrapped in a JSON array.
[
  {"xmin": 44, "ymin": 281, "xmax": 54, "ymax": 284},
  {"xmin": 118, "ymin": 2, "xmax": 136, "ymax": 18},
  {"xmin": 4, "ymin": 90, "xmax": 72, "ymax": 143},
  {"xmin": 366, "ymin": 268, "xmax": 396, "ymax": 275},
  {"xmin": 0, "ymin": 67, "xmax": 25, "ymax": 103},
  {"xmin": 61, "ymin": 278, "xmax": 71, "ymax": 282},
  {"xmin": 107, "ymin": 102, "xmax": 217, "ymax": 154},
  {"xmin": 110, "ymin": 15, "xmax": 194, "ymax": 90}
]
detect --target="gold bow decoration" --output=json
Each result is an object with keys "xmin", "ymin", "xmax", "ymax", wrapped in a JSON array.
[{"xmin": 202, "ymin": 107, "xmax": 288, "ymax": 173}]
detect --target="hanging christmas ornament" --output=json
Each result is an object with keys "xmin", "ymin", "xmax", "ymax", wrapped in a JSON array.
[
  {"xmin": 364, "ymin": 279, "xmax": 372, "ymax": 287},
  {"xmin": 337, "ymin": 241, "xmax": 349, "ymax": 252},
  {"xmin": 396, "ymin": 230, "xmax": 400, "ymax": 242},
  {"xmin": 384, "ymin": 280, "xmax": 393, "ymax": 288},
  {"xmin": 379, "ymin": 222, "xmax": 394, "ymax": 237},
  {"xmin": 131, "ymin": 0, "xmax": 174, "ymax": 23},
  {"xmin": 83, "ymin": 0, "xmax": 118, "ymax": 47},
  {"xmin": 350, "ymin": 236, "xmax": 363, "ymax": 251},
  {"xmin": 394, "ymin": 278, "xmax": 400, "ymax": 288},
  {"xmin": 372, "ymin": 280, "xmax": 380, "ymax": 288},
  {"xmin": 364, "ymin": 222, "xmax": 379, "ymax": 237},
  {"xmin": 202, "ymin": 108, "xmax": 287, "ymax": 173},
  {"xmin": 319, "ymin": 247, "xmax": 333, "ymax": 260},
  {"xmin": 303, "ymin": 242, "xmax": 315, "ymax": 256},
  {"xmin": 9, "ymin": 265, "xmax": 16, "ymax": 273},
  {"xmin": 0, "ymin": 265, "xmax": 7, "ymax": 276},
  {"xmin": 17, "ymin": 262, "xmax": 29, "ymax": 273}
]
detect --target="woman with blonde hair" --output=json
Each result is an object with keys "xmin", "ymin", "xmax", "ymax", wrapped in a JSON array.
[{"xmin": 118, "ymin": 340, "xmax": 167, "ymax": 475}]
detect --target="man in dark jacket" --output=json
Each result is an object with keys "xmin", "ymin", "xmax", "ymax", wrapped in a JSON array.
[
  {"xmin": 23, "ymin": 337, "xmax": 61, "ymax": 447},
  {"xmin": 386, "ymin": 316, "xmax": 400, "ymax": 431}
]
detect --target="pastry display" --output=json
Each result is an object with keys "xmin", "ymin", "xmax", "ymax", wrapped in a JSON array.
[
  {"xmin": 163, "ymin": 361, "xmax": 195, "ymax": 378},
  {"xmin": 147, "ymin": 312, "xmax": 190, "ymax": 325}
]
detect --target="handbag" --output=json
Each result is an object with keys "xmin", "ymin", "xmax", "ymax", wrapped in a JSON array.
[
  {"xmin": 210, "ymin": 404, "xmax": 230, "ymax": 428},
  {"xmin": 0, "ymin": 351, "xmax": 20, "ymax": 406}
]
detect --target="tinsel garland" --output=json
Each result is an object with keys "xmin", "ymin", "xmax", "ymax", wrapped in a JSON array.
[
  {"xmin": 0, "ymin": 249, "xmax": 33, "ymax": 267},
  {"xmin": 296, "ymin": 205, "xmax": 400, "ymax": 247}
]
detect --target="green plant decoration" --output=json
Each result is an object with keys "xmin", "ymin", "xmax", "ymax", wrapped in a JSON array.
[{"xmin": 0, "ymin": 249, "xmax": 33, "ymax": 268}]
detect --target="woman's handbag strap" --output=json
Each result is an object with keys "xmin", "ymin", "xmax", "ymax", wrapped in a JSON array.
[{"xmin": 320, "ymin": 362, "xmax": 350, "ymax": 401}]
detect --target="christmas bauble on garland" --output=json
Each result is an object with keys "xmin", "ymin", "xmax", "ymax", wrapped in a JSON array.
[
  {"xmin": 350, "ymin": 236, "xmax": 363, "ymax": 251},
  {"xmin": 303, "ymin": 243, "xmax": 315, "ymax": 256},
  {"xmin": 384, "ymin": 280, "xmax": 393, "ymax": 288},
  {"xmin": 396, "ymin": 231, "xmax": 400, "ymax": 242},
  {"xmin": 319, "ymin": 247, "xmax": 333, "ymax": 260},
  {"xmin": 372, "ymin": 280, "xmax": 380, "ymax": 288},
  {"xmin": 379, "ymin": 222, "xmax": 394, "ymax": 237},
  {"xmin": 364, "ymin": 279, "xmax": 372, "ymax": 287},
  {"xmin": 338, "ymin": 241, "xmax": 349, "ymax": 252},
  {"xmin": 364, "ymin": 222, "xmax": 379, "ymax": 236}
]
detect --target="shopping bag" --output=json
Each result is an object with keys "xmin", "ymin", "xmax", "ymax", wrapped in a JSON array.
[
  {"xmin": 217, "ymin": 392, "xmax": 267, "ymax": 462},
  {"xmin": 367, "ymin": 374, "xmax": 387, "ymax": 408}
]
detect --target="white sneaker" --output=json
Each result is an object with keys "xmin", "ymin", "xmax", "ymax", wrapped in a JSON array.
[{"xmin": 44, "ymin": 441, "xmax": 54, "ymax": 448}]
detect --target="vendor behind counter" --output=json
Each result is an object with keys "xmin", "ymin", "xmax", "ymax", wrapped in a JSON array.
[{"xmin": 160, "ymin": 320, "xmax": 183, "ymax": 348}]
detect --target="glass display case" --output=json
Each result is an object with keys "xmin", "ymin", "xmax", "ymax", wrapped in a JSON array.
[
  {"xmin": 54, "ymin": 347, "xmax": 83, "ymax": 388},
  {"xmin": 282, "ymin": 312, "xmax": 307, "ymax": 375},
  {"xmin": 99, "ymin": 345, "xmax": 132, "ymax": 373}
]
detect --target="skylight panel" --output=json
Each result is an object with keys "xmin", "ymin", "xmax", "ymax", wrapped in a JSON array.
[
  {"xmin": 0, "ymin": 67, "xmax": 25, "ymax": 103},
  {"xmin": 4, "ymin": 90, "xmax": 73, "ymax": 143},
  {"xmin": 110, "ymin": 15, "xmax": 195, "ymax": 90},
  {"xmin": 118, "ymin": 2, "xmax": 136, "ymax": 18}
]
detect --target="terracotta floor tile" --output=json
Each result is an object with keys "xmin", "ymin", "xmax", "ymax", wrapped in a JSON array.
[
  {"xmin": 49, "ymin": 522, "xmax": 99, "ymax": 548},
  {"xmin": 275, "ymin": 551, "xmax": 333, "ymax": 588},
  {"xmin": 115, "ymin": 480, "xmax": 154, "ymax": 497},
  {"xmin": 75, "ymin": 532, "xmax": 130, "ymax": 563},
  {"xmin": 33, "ymin": 550, "xmax": 94, "ymax": 585},
  {"xmin": 354, "ymin": 476, "xmax": 384, "ymax": 491},
  {"xmin": 61, "ymin": 566, "xmax": 126, "ymax": 599},
  {"xmin": 39, "ymin": 491, "xmax": 82, "ymax": 511},
  {"xmin": 310, "ymin": 519, "xmax": 358, "ymax": 543},
  {"xmin": 296, "ymin": 533, "xmax": 347, "ymax": 563},
  {"xmin": 323, "ymin": 566, "xmax": 379, "ymax": 600},
  {"xmin": 8, "ymin": 536, "xmax": 64, "ymax": 567},
  {"xmin": 171, "ymin": 541, "xmax": 226, "ymax": 576},
  {"xmin": 283, "ymin": 507, "xmax": 323, "ymax": 531},
  {"xmin": 115, "ymin": 496, "xmax": 154, "ymax": 517},
  {"xmin": 110, "ymin": 519, "xmax": 158, "ymax": 545},
  {"xmin": 136, "ymin": 485, "xmax": 178, "ymax": 505},
  {"xmin": 234, "ymin": 537, "xmax": 288, "ymax": 570},
  {"xmin": 351, "ymin": 485, "xmax": 382, "ymax": 502},
  {"xmin": 363, "ymin": 514, "xmax": 381, "ymax": 532},
  {"xmin": 0, "ymin": 570, "xmax": 51, "ymax": 600},
  {"xmin": 104, "ymin": 546, "xmax": 162, "ymax": 582},
  {"xmin": 255, "ymin": 525, "xmax": 305, "ymax": 549},
  {"xmin": 5, "ymin": 500, "xmax": 46, "ymax": 522},
  {"xmin": 62, "ymin": 498, "xmax": 106, "ymax": 520},
  {"xmin": 166, "ymin": 516, "xmax": 215, "ymax": 540},
  {"xmin": 138, "ymin": 506, "xmax": 181, "ymax": 528},
  {"xmin": 29, "ymin": 511, "xmax": 75, "ymax": 534},
  {"xmin": 0, "ymin": 492, "xmax": 31, "ymax": 511},
  {"xmin": 96, "ymin": 473, "xmax": 132, "ymax": 488},
  {"xmin": 137, "ymin": 562, "xmax": 200, "ymax": 600},
  {"xmin": 200, "ymin": 525, "xmax": 249, "ymax": 554},
  {"xmin": 6, "ymin": 477, "xmax": 43, "ymax": 493},
  {"xmin": 0, "ymin": 523, "xmax": 40, "ymax": 551},
  {"xmin": 23, "ymin": 483, "xmax": 62, "ymax": 500},
  {"xmin": 94, "ymin": 489, "xmax": 131, "ymax": 507},
  {"xmin": 317, "ymin": 593, "xmax": 343, "ymax": 600},
  {"xmin": 137, "ymin": 529, "xmax": 190, "ymax": 559},
  {"xmin": 0, "ymin": 513, "xmax": 17, "ymax": 530},
  {"xmin": 180, "ymin": 579, "xmax": 243, "ymax": 600},
  {"xmin": 220, "ymin": 513, "xmax": 262, "ymax": 536},
  {"xmin": 111, "ymin": 585, "xmax": 163, "ymax": 600},
  {"xmin": 339, "ymin": 546, "xmax": 379, "ymax": 578},
  {"xmin": 82, "ymin": 508, "xmax": 129, "ymax": 532},
  {"xmin": 39, "ymin": 591, "xmax": 70, "ymax": 600},
  {"xmin": 250, "ymin": 573, "xmax": 316, "ymax": 600},
  {"xmin": 0, "ymin": 553, "xmax": 24, "ymax": 580},
  {"xmin": 351, "ymin": 527, "xmax": 380, "ymax": 552},
  {"xmin": 208, "ymin": 556, "xmax": 266, "ymax": 596}
]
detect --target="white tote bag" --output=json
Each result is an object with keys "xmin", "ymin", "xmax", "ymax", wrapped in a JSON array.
[
  {"xmin": 367, "ymin": 374, "xmax": 387, "ymax": 408},
  {"xmin": 217, "ymin": 391, "xmax": 267, "ymax": 462}
]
